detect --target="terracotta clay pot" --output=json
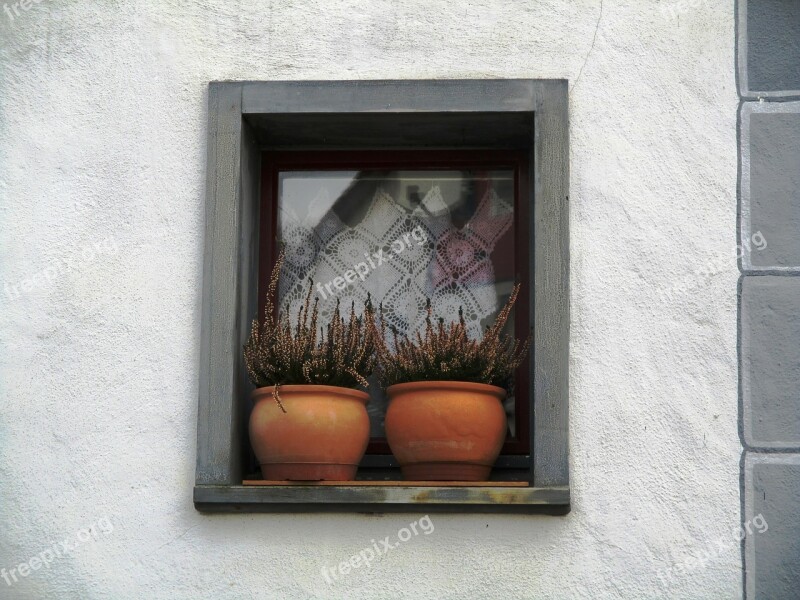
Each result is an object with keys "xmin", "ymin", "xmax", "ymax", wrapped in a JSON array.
[
  {"xmin": 385, "ymin": 381, "xmax": 507, "ymax": 481},
  {"xmin": 249, "ymin": 385, "xmax": 370, "ymax": 481}
]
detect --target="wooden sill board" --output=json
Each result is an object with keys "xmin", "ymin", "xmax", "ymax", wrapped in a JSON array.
[{"xmin": 243, "ymin": 480, "xmax": 528, "ymax": 487}]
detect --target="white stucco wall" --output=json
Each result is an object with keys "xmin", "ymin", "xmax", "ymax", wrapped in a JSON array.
[{"xmin": 0, "ymin": 1, "xmax": 740, "ymax": 598}]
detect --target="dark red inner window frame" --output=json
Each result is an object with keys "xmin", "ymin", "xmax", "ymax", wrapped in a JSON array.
[{"xmin": 259, "ymin": 149, "xmax": 531, "ymax": 455}]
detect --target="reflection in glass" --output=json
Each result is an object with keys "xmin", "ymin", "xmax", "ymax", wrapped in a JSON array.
[{"xmin": 277, "ymin": 170, "xmax": 517, "ymax": 439}]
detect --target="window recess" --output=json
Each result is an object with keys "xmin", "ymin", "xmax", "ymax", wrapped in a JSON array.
[{"xmin": 195, "ymin": 80, "xmax": 570, "ymax": 514}]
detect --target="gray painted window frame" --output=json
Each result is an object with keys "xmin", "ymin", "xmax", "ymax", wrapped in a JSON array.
[
  {"xmin": 743, "ymin": 453, "xmax": 800, "ymax": 598},
  {"xmin": 736, "ymin": 0, "xmax": 800, "ymax": 99},
  {"xmin": 739, "ymin": 100, "xmax": 800, "ymax": 274},
  {"xmin": 194, "ymin": 80, "xmax": 570, "ymax": 513}
]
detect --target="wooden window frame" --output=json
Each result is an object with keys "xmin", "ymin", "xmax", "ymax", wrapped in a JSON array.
[{"xmin": 195, "ymin": 80, "xmax": 570, "ymax": 513}]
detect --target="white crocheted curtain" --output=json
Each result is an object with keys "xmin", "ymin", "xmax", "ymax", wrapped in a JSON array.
[
  {"xmin": 276, "ymin": 174, "xmax": 516, "ymax": 435},
  {"xmin": 278, "ymin": 183, "xmax": 513, "ymax": 340}
]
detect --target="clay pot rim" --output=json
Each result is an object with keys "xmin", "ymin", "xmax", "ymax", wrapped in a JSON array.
[
  {"xmin": 386, "ymin": 380, "xmax": 506, "ymax": 399},
  {"xmin": 251, "ymin": 384, "xmax": 370, "ymax": 403}
]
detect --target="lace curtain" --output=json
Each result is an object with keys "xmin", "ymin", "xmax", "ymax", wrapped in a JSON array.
[
  {"xmin": 277, "ymin": 178, "xmax": 515, "ymax": 434},
  {"xmin": 278, "ymin": 184, "xmax": 513, "ymax": 339}
]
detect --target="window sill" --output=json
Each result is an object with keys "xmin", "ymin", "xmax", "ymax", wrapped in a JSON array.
[{"xmin": 193, "ymin": 483, "xmax": 570, "ymax": 514}]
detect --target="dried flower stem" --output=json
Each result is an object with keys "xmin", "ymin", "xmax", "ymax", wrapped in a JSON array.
[
  {"xmin": 372, "ymin": 285, "xmax": 530, "ymax": 391},
  {"xmin": 243, "ymin": 247, "xmax": 378, "ymax": 408}
]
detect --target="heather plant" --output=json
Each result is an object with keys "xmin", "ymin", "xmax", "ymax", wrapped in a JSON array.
[
  {"xmin": 373, "ymin": 285, "xmax": 530, "ymax": 391},
  {"xmin": 243, "ymin": 247, "xmax": 377, "ymax": 411}
]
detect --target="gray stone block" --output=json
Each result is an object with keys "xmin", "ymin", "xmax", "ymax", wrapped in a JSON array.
[
  {"xmin": 743, "ymin": 0, "xmax": 800, "ymax": 94},
  {"xmin": 744, "ymin": 453, "xmax": 800, "ymax": 599},
  {"xmin": 741, "ymin": 276, "xmax": 800, "ymax": 448},
  {"xmin": 741, "ymin": 103, "xmax": 800, "ymax": 270}
]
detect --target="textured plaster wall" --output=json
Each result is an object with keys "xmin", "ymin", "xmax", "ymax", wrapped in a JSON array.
[{"xmin": 0, "ymin": 1, "xmax": 739, "ymax": 599}]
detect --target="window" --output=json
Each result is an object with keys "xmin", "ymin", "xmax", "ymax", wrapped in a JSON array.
[
  {"xmin": 261, "ymin": 151, "xmax": 531, "ymax": 457},
  {"xmin": 195, "ymin": 80, "xmax": 569, "ymax": 513}
]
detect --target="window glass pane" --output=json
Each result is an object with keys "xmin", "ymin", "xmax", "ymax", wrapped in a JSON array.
[{"xmin": 277, "ymin": 169, "xmax": 517, "ymax": 439}]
